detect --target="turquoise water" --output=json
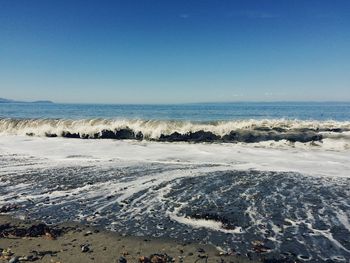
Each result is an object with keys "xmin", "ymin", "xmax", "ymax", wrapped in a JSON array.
[{"xmin": 1, "ymin": 102, "xmax": 350, "ymax": 121}]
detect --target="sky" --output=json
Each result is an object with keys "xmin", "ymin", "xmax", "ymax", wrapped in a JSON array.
[{"xmin": 0, "ymin": 0, "xmax": 349, "ymax": 104}]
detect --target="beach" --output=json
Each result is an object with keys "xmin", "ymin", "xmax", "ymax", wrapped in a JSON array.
[
  {"xmin": 0, "ymin": 215, "xmax": 258, "ymax": 263},
  {"xmin": 2, "ymin": 0, "xmax": 350, "ymax": 260}
]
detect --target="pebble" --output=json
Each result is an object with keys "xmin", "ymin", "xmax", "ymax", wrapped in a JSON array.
[
  {"xmin": 1, "ymin": 248, "xmax": 13, "ymax": 257},
  {"xmin": 138, "ymin": 256, "xmax": 149, "ymax": 263},
  {"xmin": 197, "ymin": 248, "xmax": 205, "ymax": 253},
  {"xmin": 84, "ymin": 231, "xmax": 93, "ymax": 236},
  {"xmin": 119, "ymin": 256, "xmax": 127, "ymax": 263},
  {"xmin": 149, "ymin": 254, "xmax": 173, "ymax": 263},
  {"xmin": 81, "ymin": 244, "xmax": 90, "ymax": 253},
  {"xmin": 197, "ymin": 254, "xmax": 208, "ymax": 259},
  {"xmin": 9, "ymin": 257, "xmax": 19, "ymax": 263}
]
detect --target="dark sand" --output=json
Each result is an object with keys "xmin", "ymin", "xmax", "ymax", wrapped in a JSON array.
[{"xmin": 0, "ymin": 215, "xmax": 258, "ymax": 263}]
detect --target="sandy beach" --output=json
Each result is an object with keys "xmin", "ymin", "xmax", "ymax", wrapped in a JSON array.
[{"xmin": 0, "ymin": 215, "xmax": 260, "ymax": 263}]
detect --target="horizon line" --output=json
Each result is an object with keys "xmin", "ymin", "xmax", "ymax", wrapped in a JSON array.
[{"xmin": 3, "ymin": 99, "xmax": 350, "ymax": 105}]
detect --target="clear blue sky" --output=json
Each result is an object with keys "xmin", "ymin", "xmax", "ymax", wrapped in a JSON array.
[{"xmin": 0, "ymin": 0, "xmax": 349, "ymax": 103}]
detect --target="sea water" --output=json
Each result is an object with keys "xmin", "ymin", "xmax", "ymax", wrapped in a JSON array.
[
  {"xmin": 0, "ymin": 102, "xmax": 349, "ymax": 262},
  {"xmin": 1, "ymin": 101, "xmax": 350, "ymax": 120}
]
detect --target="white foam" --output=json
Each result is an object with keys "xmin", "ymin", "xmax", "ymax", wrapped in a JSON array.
[
  {"xmin": 1, "ymin": 135, "xmax": 349, "ymax": 258},
  {"xmin": 1, "ymin": 118, "xmax": 350, "ymax": 139},
  {"xmin": 167, "ymin": 212, "xmax": 244, "ymax": 234},
  {"xmin": 336, "ymin": 210, "xmax": 350, "ymax": 233},
  {"xmin": 0, "ymin": 136, "xmax": 349, "ymax": 178}
]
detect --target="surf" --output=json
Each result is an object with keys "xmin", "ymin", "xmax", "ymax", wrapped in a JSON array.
[{"xmin": 1, "ymin": 118, "xmax": 350, "ymax": 144}]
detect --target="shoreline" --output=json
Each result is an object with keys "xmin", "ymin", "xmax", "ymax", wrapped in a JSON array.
[
  {"xmin": 1, "ymin": 136, "xmax": 349, "ymax": 262},
  {"xmin": 0, "ymin": 215, "xmax": 259, "ymax": 263}
]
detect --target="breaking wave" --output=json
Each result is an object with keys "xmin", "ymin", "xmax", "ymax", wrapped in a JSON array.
[{"xmin": 0, "ymin": 118, "xmax": 350, "ymax": 144}]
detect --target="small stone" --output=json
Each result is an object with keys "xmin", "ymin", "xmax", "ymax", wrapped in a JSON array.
[
  {"xmin": 84, "ymin": 231, "xmax": 93, "ymax": 236},
  {"xmin": 81, "ymin": 244, "xmax": 90, "ymax": 253},
  {"xmin": 0, "ymin": 204, "xmax": 18, "ymax": 213},
  {"xmin": 44, "ymin": 232, "xmax": 55, "ymax": 240},
  {"xmin": 119, "ymin": 256, "xmax": 127, "ymax": 263},
  {"xmin": 251, "ymin": 240, "xmax": 263, "ymax": 246},
  {"xmin": 197, "ymin": 248, "xmax": 205, "ymax": 253},
  {"xmin": 18, "ymin": 256, "xmax": 28, "ymax": 261},
  {"xmin": 1, "ymin": 248, "xmax": 13, "ymax": 257},
  {"xmin": 197, "ymin": 254, "xmax": 208, "ymax": 259},
  {"xmin": 138, "ymin": 256, "xmax": 150, "ymax": 263},
  {"xmin": 251, "ymin": 240, "xmax": 270, "ymax": 253},
  {"xmin": 149, "ymin": 254, "xmax": 173, "ymax": 263},
  {"xmin": 9, "ymin": 257, "xmax": 19, "ymax": 263}
]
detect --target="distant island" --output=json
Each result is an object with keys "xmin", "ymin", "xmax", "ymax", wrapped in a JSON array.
[{"xmin": 0, "ymin": 98, "xmax": 54, "ymax": 104}]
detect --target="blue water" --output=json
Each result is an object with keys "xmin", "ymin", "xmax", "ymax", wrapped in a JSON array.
[{"xmin": 1, "ymin": 102, "xmax": 350, "ymax": 121}]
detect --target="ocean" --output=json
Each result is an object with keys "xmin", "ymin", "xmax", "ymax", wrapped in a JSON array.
[
  {"xmin": 1, "ymin": 101, "xmax": 350, "ymax": 121},
  {"xmin": 0, "ymin": 102, "xmax": 350, "ymax": 262}
]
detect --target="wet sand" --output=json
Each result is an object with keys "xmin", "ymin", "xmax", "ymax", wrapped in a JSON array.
[{"xmin": 0, "ymin": 215, "xmax": 258, "ymax": 263}]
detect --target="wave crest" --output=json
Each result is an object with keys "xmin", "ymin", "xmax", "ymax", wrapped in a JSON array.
[{"xmin": 0, "ymin": 118, "xmax": 349, "ymax": 143}]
